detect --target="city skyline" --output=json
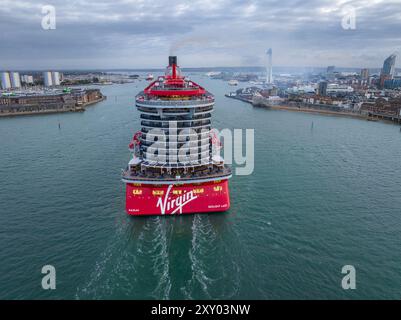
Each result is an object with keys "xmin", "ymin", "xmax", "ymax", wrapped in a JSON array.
[{"xmin": 0, "ymin": 0, "xmax": 401, "ymax": 70}]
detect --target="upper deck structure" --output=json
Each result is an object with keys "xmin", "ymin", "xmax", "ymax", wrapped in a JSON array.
[{"xmin": 122, "ymin": 56, "xmax": 231, "ymax": 183}]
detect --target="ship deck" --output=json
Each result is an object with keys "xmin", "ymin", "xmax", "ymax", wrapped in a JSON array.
[{"xmin": 122, "ymin": 165, "xmax": 232, "ymax": 185}]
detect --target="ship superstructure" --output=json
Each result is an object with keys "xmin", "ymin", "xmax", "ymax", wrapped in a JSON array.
[{"xmin": 122, "ymin": 56, "xmax": 231, "ymax": 215}]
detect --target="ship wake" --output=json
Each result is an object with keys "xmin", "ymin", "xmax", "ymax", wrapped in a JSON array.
[
  {"xmin": 181, "ymin": 214, "xmax": 241, "ymax": 299},
  {"xmin": 75, "ymin": 217, "xmax": 173, "ymax": 299},
  {"xmin": 76, "ymin": 213, "xmax": 244, "ymax": 299}
]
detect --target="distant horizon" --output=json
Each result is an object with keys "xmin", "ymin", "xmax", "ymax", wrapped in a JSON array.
[{"xmin": 1, "ymin": 65, "xmax": 399, "ymax": 74}]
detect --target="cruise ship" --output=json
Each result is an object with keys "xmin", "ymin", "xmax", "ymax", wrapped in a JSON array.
[{"xmin": 122, "ymin": 56, "xmax": 232, "ymax": 215}]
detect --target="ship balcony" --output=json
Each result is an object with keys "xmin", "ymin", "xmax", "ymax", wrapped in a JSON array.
[
  {"xmin": 141, "ymin": 120, "xmax": 211, "ymax": 128},
  {"xmin": 122, "ymin": 164, "xmax": 232, "ymax": 184},
  {"xmin": 140, "ymin": 113, "xmax": 212, "ymax": 122},
  {"xmin": 135, "ymin": 97, "xmax": 214, "ymax": 109},
  {"xmin": 136, "ymin": 106, "xmax": 158, "ymax": 114},
  {"xmin": 155, "ymin": 108, "xmax": 214, "ymax": 116},
  {"xmin": 139, "ymin": 135, "xmax": 210, "ymax": 146},
  {"xmin": 142, "ymin": 145, "xmax": 210, "ymax": 153},
  {"xmin": 142, "ymin": 155, "xmax": 212, "ymax": 166},
  {"xmin": 141, "ymin": 124, "xmax": 211, "ymax": 133},
  {"xmin": 143, "ymin": 150, "xmax": 210, "ymax": 160},
  {"xmin": 137, "ymin": 105, "xmax": 214, "ymax": 115},
  {"xmin": 141, "ymin": 128, "xmax": 211, "ymax": 141}
]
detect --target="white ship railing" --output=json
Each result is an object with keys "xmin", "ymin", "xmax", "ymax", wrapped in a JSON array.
[{"xmin": 136, "ymin": 99, "xmax": 214, "ymax": 108}]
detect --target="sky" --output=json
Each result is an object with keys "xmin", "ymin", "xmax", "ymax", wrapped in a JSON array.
[{"xmin": 0, "ymin": 0, "xmax": 400, "ymax": 70}]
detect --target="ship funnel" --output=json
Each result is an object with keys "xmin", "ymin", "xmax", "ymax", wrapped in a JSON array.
[
  {"xmin": 169, "ymin": 56, "xmax": 178, "ymax": 78},
  {"xmin": 169, "ymin": 56, "xmax": 177, "ymax": 66}
]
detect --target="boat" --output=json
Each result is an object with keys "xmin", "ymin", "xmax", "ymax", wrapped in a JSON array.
[
  {"xmin": 146, "ymin": 73, "xmax": 154, "ymax": 81},
  {"xmin": 249, "ymin": 81, "xmax": 265, "ymax": 86},
  {"xmin": 122, "ymin": 56, "xmax": 232, "ymax": 215},
  {"xmin": 205, "ymin": 71, "xmax": 221, "ymax": 77},
  {"xmin": 228, "ymin": 80, "xmax": 238, "ymax": 86}
]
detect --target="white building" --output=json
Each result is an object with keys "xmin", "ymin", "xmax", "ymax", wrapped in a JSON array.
[
  {"xmin": 21, "ymin": 75, "xmax": 34, "ymax": 84},
  {"xmin": 43, "ymin": 71, "xmax": 53, "ymax": 86},
  {"xmin": 326, "ymin": 84, "xmax": 354, "ymax": 94},
  {"xmin": 288, "ymin": 85, "xmax": 316, "ymax": 94},
  {"xmin": 52, "ymin": 71, "xmax": 60, "ymax": 86},
  {"xmin": 10, "ymin": 72, "xmax": 21, "ymax": 88},
  {"xmin": 1, "ymin": 72, "xmax": 11, "ymax": 89},
  {"xmin": 43, "ymin": 71, "xmax": 61, "ymax": 86}
]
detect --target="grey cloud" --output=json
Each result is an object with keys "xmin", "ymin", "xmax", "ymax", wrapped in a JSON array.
[{"xmin": 0, "ymin": 0, "xmax": 400, "ymax": 69}]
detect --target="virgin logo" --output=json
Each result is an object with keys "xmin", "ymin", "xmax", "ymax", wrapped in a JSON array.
[{"xmin": 156, "ymin": 185, "xmax": 198, "ymax": 214}]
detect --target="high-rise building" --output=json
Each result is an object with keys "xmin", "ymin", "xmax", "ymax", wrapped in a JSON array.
[
  {"xmin": 327, "ymin": 66, "xmax": 335, "ymax": 74},
  {"xmin": 360, "ymin": 68, "xmax": 369, "ymax": 80},
  {"xmin": 21, "ymin": 75, "xmax": 34, "ymax": 84},
  {"xmin": 317, "ymin": 81, "xmax": 328, "ymax": 96},
  {"xmin": 52, "ymin": 71, "xmax": 60, "ymax": 86},
  {"xmin": 266, "ymin": 48, "xmax": 273, "ymax": 84},
  {"xmin": 1, "ymin": 72, "xmax": 11, "ymax": 89},
  {"xmin": 43, "ymin": 71, "xmax": 53, "ymax": 86},
  {"xmin": 10, "ymin": 72, "xmax": 21, "ymax": 88},
  {"xmin": 384, "ymin": 78, "xmax": 401, "ymax": 89},
  {"xmin": 43, "ymin": 71, "xmax": 61, "ymax": 86},
  {"xmin": 381, "ymin": 54, "xmax": 396, "ymax": 79}
]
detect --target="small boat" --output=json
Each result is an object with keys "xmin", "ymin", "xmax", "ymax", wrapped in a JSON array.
[
  {"xmin": 228, "ymin": 80, "xmax": 238, "ymax": 86},
  {"xmin": 146, "ymin": 73, "xmax": 154, "ymax": 81}
]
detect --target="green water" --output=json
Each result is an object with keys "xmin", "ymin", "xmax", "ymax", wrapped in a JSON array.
[{"xmin": 1, "ymin": 77, "xmax": 401, "ymax": 299}]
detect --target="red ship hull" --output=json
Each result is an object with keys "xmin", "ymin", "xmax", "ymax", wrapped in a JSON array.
[{"xmin": 126, "ymin": 180, "xmax": 230, "ymax": 215}]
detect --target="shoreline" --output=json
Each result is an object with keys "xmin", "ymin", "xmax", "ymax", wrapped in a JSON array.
[
  {"xmin": 225, "ymin": 95, "xmax": 401, "ymax": 124},
  {"xmin": 263, "ymin": 104, "xmax": 367, "ymax": 120},
  {"xmin": 0, "ymin": 96, "xmax": 106, "ymax": 118}
]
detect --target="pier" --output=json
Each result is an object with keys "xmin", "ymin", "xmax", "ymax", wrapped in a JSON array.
[{"xmin": 365, "ymin": 111, "xmax": 401, "ymax": 124}]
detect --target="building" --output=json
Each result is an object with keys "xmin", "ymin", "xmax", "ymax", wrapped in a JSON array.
[
  {"xmin": 326, "ymin": 84, "xmax": 354, "ymax": 94},
  {"xmin": 317, "ymin": 81, "xmax": 328, "ymax": 96},
  {"xmin": 360, "ymin": 97, "xmax": 401, "ymax": 120},
  {"xmin": 384, "ymin": 78, "xmax": 401, "ymax": 89},
  {"xmin": 1, "ymin": 72, "xmax": 21, "ymax": 89},
  {"xmin": 0, "ymin": 88, "xmax": 105, "ymax": 115},
  {"xmin": 10, "ymin": 72, "xmax": 21, "ymax": 88},
  {"xmin": 52, "ymin": 72, "xmax": 60, "ymax": 86},
  {"xmin": 21, "ymin": 75, "xmax": 34, "ymax": 84},
  {"xmin": 43, "ymin": 71, "xmax": 61, "ymax": 86},
  {"xmin": 43, "ymin": 71, "xmax": 53, "ymax": 86},
  {"xmin": 1, "ymin": 72, "xmax": 11, "ymax": 89},
  {"xmin": 381, "ymin": 54, "xmax": 397, "ymax": 79},
  {"xmin": 360, "ymin": 68, "xmax": 369, "ymax": 80},
  {"xmin": 327, "ymin": 66, "xmax": 335, "ymax": 74}
]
